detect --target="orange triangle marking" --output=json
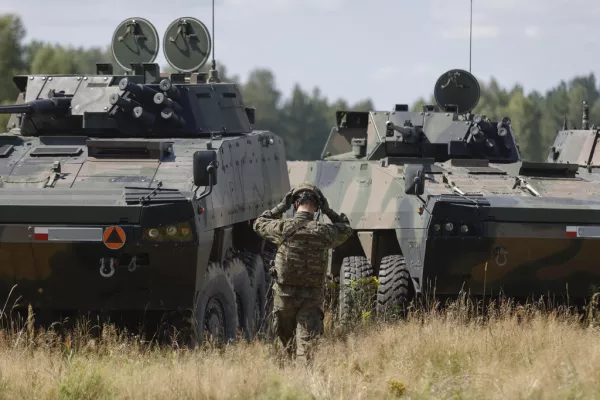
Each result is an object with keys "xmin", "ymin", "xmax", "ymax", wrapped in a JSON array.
[
  {"xmin": 106, "ymin": 228, "xmax": 123, "ymax": 244},
  {"xmin": 103, "ymin": 226, "xmax": 126, "ymax": 249}
]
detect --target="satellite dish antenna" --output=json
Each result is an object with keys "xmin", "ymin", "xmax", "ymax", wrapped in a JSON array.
[
  {"xmin": 111, "ymin": 17, "xmax": 160, "ymax": 72},
  {"xmin": 163, "ymin": 17, "xmax": 212, "ymax": 73},
  {"xmin": 434, "ymin": 68, "xmax": 480, "ymax": 115}
]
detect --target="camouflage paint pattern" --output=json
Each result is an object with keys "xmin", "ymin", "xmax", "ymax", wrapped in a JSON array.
[
  {"xmin": 253, "ymin": 194, "xmax": 351, "ymax": 362},
  {"xmin": 0, "ymin": 38, "xmax": 290, "ymax": 314},
  {"xmin": 254, "ymin": 208, "xmax": 352, "ymax": 288},
  {"xmin": 288, "ymin": 79, "xmax": 600, "ymax": 300},
  {"xmin": 272, "ymin": 289, "xmax": 324, "ymax": 363}
]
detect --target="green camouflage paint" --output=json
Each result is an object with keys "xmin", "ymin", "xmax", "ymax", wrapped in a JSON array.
[{"xmin": 288, "ymin": 70, "xmax": 600, "ymax": 309}]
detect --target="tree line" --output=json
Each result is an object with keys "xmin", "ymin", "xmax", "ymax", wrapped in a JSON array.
[{"xmin": 1, "ymin": 13, "xmax": 598, "ymax": 162}]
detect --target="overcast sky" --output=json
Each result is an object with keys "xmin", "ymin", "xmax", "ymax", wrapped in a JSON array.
[{"xmin": 2, "ymin": 0, "xmax": 599, "ymax": 109}]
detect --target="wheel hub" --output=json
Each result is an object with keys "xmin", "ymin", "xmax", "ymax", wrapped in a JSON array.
[{"xmin": 205, "ymin": 296, "xmax": 225, "ymax": 339}]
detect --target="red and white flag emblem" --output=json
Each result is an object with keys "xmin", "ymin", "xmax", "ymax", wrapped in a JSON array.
[{"xmin": 34, "ymin": 227, "xmax": 49, "ymax": 241}]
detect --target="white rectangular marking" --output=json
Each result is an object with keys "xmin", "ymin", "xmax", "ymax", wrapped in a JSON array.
[
  {"xmin": 47, "ymin": 227, "xmax": 103, "ymax": 242},
  {"xmin": 574, "ymin": 226, "xmax": 600, "ymax": 238}
]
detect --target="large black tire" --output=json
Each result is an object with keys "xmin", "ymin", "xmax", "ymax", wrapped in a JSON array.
[
  {"xmin": 339, "ymin": 256, "xmax": 374, "ymax": 322},
  {"xmin": 243, "ymin": 253, "xmax": 268, "ymax": 338},
  {"xmin": 376, "ymin": 255, "xmax": 411, "ymax": 316},
  {"xmin": 225, "ymin": 258, "xmax": 256, "ymax": 341},
  {"xmin": 193, "ymin": 262, "xmax": 238, "ymax": 345}
]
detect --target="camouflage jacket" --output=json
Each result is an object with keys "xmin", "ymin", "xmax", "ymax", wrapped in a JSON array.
[{"xmin": 253, "ymin": 206, "xmax": 352, "ymax": 298}]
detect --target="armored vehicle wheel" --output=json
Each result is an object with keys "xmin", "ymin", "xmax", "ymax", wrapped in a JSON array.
[
  {"xmin": 339, "ymin": 256, "xmax": 375, "ymax": 322},
  {"xmin": 225, "ymin": 258, "xmax": 256, "ymax": 341},
  {"xmin": 193, "ymin": 262, "xmax": 238, "ymax": 344},
  {"xmin": 376, "ymin": 255, "xmax": 411, "ymax": 317}
]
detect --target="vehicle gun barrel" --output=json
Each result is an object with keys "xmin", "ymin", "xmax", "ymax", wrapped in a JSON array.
[
  {"xmin": 385, "ymin": 120, "xmax": 422, "ymax": 143},
  {"xmin": 0, "ymin": 98, "xmax": 72, "ymax": 114}
]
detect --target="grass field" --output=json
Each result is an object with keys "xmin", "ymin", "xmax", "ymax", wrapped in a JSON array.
[{"xmin": 1, "ymin": 293, "xmax": 600, "ymax": 399}]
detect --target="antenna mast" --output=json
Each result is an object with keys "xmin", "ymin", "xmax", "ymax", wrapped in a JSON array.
[
  {"xmin": 212, "ymin": 0, "xmax": 217, "ymax": 69},
  {"xmin": 208, "ymin": 0, "xmax": 220, "ymax": 82},
  {"xmin": 469, "ymin": 0, "xmax": 473, "ymax": 73}
]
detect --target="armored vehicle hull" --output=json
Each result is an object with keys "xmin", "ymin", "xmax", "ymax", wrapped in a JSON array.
[
  {"xmin": 0, "ymin": 16, "xmax": 289, "ymax": 343},
  {"xmin": 287, "ymin": 69, "xmax": 600, "ymax": 317},
  {"xmin": 0, "ymin": 133, "xmax": 288, "ymax": 310},
  {"xmin": 289, "ymin": 160, "xmax": 600, "ymax": 300}
]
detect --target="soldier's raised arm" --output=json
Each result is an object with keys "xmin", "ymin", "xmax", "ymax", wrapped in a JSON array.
[
  {"xmin": 252, "ymin": 188, "xmax": 295, "ymax": 245},
  {"xmin": 317, "ymin": 189, "xmax": 353, "ymax": 248}
]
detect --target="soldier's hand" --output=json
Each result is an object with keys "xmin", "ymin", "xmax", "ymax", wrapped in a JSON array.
[
  {"xmin": 272, "ymin": 188, "xmax": 295, "ymax": 214},
  {"xmin": 283, "ymin": 188, "xmax": 295, "ymax": 207},
  {"xmin": 316, "ymin": 188, "xmax": 331, "ymax": 212}
]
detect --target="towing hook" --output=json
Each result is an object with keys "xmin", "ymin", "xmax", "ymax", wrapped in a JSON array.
[
  {"xmin": 99, "ymin": 257, "xmax": 116, "ymax": 278},
  {"xmin": 494, "ymin": 246, "xmax": 508, "ymax": 267},
  {"xmin": 127, "ymin": 256, "xmax": 138, "ymax": 272}
]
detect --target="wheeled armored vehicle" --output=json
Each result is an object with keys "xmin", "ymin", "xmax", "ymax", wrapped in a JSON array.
[
  {"xmin": 0, "ymin": 17, "xmax": 290, "ymax": 342},
  {"xmin": 287, "ymin": 69, "xmax": 600, "ymax": 317}
]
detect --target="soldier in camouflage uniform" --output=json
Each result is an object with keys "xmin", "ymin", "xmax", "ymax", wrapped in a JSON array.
[{"xmin": 253, "ymin": 182, "xmax": 352, "ymax": 363}]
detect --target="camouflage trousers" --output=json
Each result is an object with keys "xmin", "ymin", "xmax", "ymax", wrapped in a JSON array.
[{"xmin": 272, "ymin": 290, "xmax": 324, "ymax": 364}]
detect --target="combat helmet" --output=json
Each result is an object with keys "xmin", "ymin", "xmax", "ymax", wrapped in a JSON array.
[{"xmin": 292, "ymin": 182, "xmax": 321, "ymax": 208}]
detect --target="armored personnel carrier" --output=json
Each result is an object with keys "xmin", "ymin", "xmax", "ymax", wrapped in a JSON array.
[
  {"xmin": 288, "ymin": 69, "xmax": 600, "ymax": 318},
  {"xmin": 0, "ymin": 17, "xmax": 290, "ymax": 343}
]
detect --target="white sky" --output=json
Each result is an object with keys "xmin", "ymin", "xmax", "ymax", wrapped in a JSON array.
[{"xmin": 2, "ymin": 0, "xmax": 599, "ymax": 109}]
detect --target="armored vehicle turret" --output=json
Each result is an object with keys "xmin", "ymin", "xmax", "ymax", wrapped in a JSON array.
[
  {"xmin": 546, "ymin": 101, "xmax": 600, "ymax": 176},
  {"xmin": 0, "ymin": 17, "xmax": 290, "ymax": 343},
  {"xmin": 288, "ymin": 69, "xmax": 600, "ymax": 318}
]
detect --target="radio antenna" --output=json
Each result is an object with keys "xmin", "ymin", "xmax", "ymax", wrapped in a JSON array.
[
  {"xmin": 208, "ymin": 0, "xmax": 220, "ymax": 82},
  {"xmin": 212, "ymin": 0, "xmax": 218, "ymax": 69},
  {"xmin": 469, "ymin": 0, "xmax": 473, "ymax": 72}
]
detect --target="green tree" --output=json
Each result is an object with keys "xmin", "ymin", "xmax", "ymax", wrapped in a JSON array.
[
  {"xmin": 0, "ymin": 14, "xmax": 27, "ymax": 103},
  {"xmin": 243, "ymin": 68, "xmax": 282, "ymax": 131}
]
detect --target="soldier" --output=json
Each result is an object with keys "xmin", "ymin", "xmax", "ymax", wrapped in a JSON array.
[{"xmin": 253, "ymin": 182, "xmax": 353, "ymax": 363}]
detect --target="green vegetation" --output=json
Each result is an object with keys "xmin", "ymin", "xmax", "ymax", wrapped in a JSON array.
[{"xmin": 1, "ymin": 13, "xmax": 598, "ymax": 163}]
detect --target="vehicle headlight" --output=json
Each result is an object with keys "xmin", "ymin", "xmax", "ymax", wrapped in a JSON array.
[
  {"xmin": 445, "ymin": 222, "xmax": 454, "ymax": 232},
  {"xmin": 143, "ymin": 221, "xmax": 194, "ymax": 242}
]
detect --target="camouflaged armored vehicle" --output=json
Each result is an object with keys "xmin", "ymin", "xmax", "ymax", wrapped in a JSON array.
[
  {"xmin": 0, "ymin": 17, "xmax": 290, "ymax": 343},
  {"xmin": 288, "ymin": 69, "xmax": 600, "ymax": 318}
]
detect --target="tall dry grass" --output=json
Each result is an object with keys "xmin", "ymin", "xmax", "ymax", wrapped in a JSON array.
[{"xmin": 1, "ymin": 291, "xmax": 600, "ymax": 399}]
